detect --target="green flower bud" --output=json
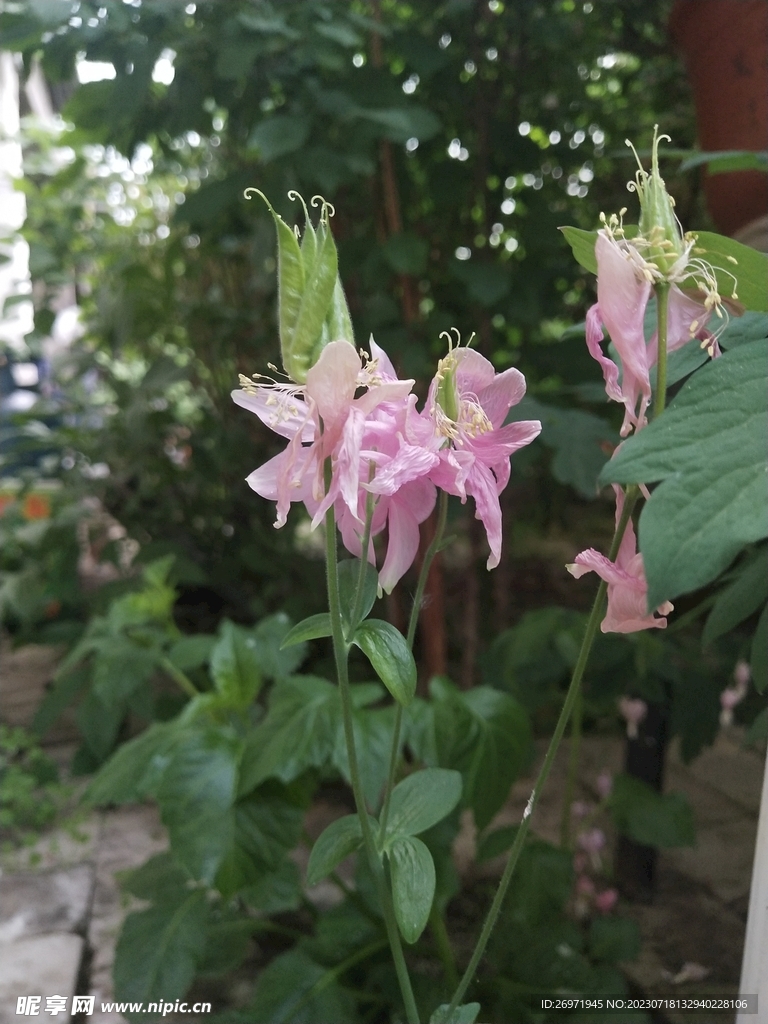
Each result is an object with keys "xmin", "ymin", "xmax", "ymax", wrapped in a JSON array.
[
  {"xmin": 628, "ymin": 126, "xmax": 684, "ymax": 277},
  {"xmin": 435, "ymin": 351, "xmax": 460, "ymax": 423},
  {"xmin": 245, "ymin": 189, "xmax": 354, "ymax": 383}
]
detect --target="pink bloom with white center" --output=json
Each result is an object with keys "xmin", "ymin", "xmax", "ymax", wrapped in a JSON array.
[
  {"xmin": 566, "ymin": 486, "xmax": 674, "ymax": 633},
  {"xmin": 586, "ymin": 231, "xmax": 717, "ymax": 436},
  {"xmin": 426, "ymin": 346, "xmax": 541, "ymax": 568}
]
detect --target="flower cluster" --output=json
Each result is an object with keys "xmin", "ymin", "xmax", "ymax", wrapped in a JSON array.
[{"xmin": 234, "ymin": 338, "xmax": 541, "ymax": 591}]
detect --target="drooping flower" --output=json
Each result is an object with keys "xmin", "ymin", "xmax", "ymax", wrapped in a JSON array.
[
  {"xmin": 584, "ymin": 127, "xmax": 730, "ymax": 436},
  {"xmin": 719, "ymin": 661, "xmax": 750, "ymax": 727},
  {"xmin": 426, "ymin": 343, "xmax": 541, "ymax": 568},
  {"xmin": 566, "ymin": 486, "xmax": 673, "ymax": 632}
]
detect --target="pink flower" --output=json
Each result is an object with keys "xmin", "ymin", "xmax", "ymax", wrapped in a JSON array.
[
  {"xmin": 618, "ymin": 696, "xmax": 648, "ymax": 739},
  {"xmin": 594, "ymin": 888, "xmax": 618, "ymax": 914},
  {"xmin": 586, "ymin": 232, "xmax": 716, "ymax": 436},
  {"xmin": 427, "ymin": 347, "xmax": 541, "ymax": 568},
  {"xmin": 233, "ymin": 341, "xmax": 413, "ymax": 528},
  {"xmin": 566, "ymin": 486, "xmax": 673, "ymax": 633},
  {"xmin": 578, "ymin": 828, "xmax": 606, "ymax": 856}
]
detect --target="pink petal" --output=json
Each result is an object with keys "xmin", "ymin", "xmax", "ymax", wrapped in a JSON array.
[
  {"xmin": 646, "ymin": 285, "xmax": 711, "ymax": 367},
  {"xmin": 595, "ymin": 232, "xmax": 653, "ymax": 435},
  {"xmin": 305, "ymin": 341, "xmax": 360, "ymax": 437},
  {"xmin": 455, "ymin": 348, "xmax": 496, "ymax": 394},
  {"xmin": 586, "ymin": 304, "xmax": 623, "ymax": 405},
  {"xmin": 369, "ymin": 338, "xmax": 399, "ymax": 380},
  {"xmin": 367, "ymin": 444, "xmax": 439, "ymax": 496},
  {"xmin": 466, "ymin": 463, "xmax": 504, "ymax": 569},
  {"xmin": 478, "ymin": 367, "xmax": 527, "ymax": 428},
  {"xmin": 231, "ymin": 389, "xmax": 314, "ymax": 442},
  {"xmin": 378, "ymin": 498, "xmax": 424, "ymax": 593}
]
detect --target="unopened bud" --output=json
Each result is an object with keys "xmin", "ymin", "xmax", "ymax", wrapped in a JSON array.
[{"xmin": 627, "ymin": 126, "xmax": 684, "ymax": 277}]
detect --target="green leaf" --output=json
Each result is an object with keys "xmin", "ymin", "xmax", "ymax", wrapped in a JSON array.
[
  {"xmin": 331, "ymin": 696, "xmax": 395, "ymax": 808},
  {"xmin": 241, "ymin": 859, "xmax": 303, "ymax": 915},
  {"xmin": 601, "ymin": 340, "xmax": 768, "ymax": 607},
  {"xmin": 751, "ymin": 602, "xmax": 768, "ymax": 694},
  {"xmin": 430, "ymin": 1003, "xmax": 481, "ymax": 1024},
  {"xmin": 610, "ymin": 774, "xmax": 695, "ymax": 848},
  {"xmin": 252, "ymin": 612, "xmax": 309, "ymax": 679},
  {"xmin": 247, "ymin": 114, "xmax": 311, "ymax": 162},
  {"xmin": 280, "ymin": 613, "xmax": 332, "ymax": 646},
  {"xmin": 85, "ymin": 722, "xmax": 174, "ymax": 805},
  {"xmin": 210, "ymin": 620, "xmax": 262, "ymax": 707},
  {"xmin": 92, "ymin": 640, "xmax": 159, "ymax": 705},
  {"xmin": 337, "ymin": 557, "xmax": 379, "ymax": 633},
  {"xmin": 352, "ymin": 619, "xmax": 416, "ymax": 706},
  {"xmin": 76, "ymin": 689, "xmax": 125, "ymax": 763},
  {"xmin": 432, "ymin": 680, "xmax": 532, "ymax": 829},
  {"xmin": 32, "ymin": 664, "xmax": 90, "ymax": 737},
  {"xmin": 113, "ymin": 890, "xmax": 208, "ymax": 1012},
  {"xmin": 588, "ymin": 916, "xmax": 641, "ymax": 964},
  {"xmin": 719, "ymin": 311, "xmax": 768, "ymax": 350},
  {"xmin": 510, "ymin": 396, "xmax": 617, "ymax": 499},
  {"xmin": 679, "ymin": 150, "xmax": 768, "ymax": 175},
  {"xmin": 559, "ymin": 226, "xmax": 598, "ymax": 275},
  {"xmin": 250, "ymin": 948, "xmax": 356, "ymax": 1023},
  {"xmin": 120, "ymin": 852, "xmax": 190, "ymax": 902},
  {"xmin": 381, "ymin": 233, "xmax": 428, "ymax": 275},
  {"xmin": 383, "ymin": 767, "xmax": 462, "ymax": 842},
  {"xmin": 703, "ymin": 548, "xmax": 768, "ymax": 646},
  {"xmin": 476, "ymin": 824, "xmax": 520, "ymax": 863},
  {"xmin": 306, "ymin": 813, "xmax": 364, "ymax": 886},
  {"xmin": 694, "ymin": 232, "xmax": 768, "ymax": 312},
  {"xmin": 167, "ymin": 634, "xmax": 216, "ymax": 671},
  {"xmin": 157, "ymin": 727, "xmax": 240, "ymax": 883},
  {"xmin": 238, "ymin": 676, "xmax": 339, "ymax": 793},
  {"xmin": 388, "ymin": 835, "xmax": 435, "ymax": 943}
]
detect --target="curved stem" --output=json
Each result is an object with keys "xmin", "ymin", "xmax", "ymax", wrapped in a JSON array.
[
  {"xmin": 325, "ymin": 507, "xmax": 421, "ymax": 1024},
  {"xmin": 653, "ymin": 282, "xmax": 671, "ymax": 419},
  {"xmin": 380, "ymin": 491, "xmax": 450, "ymax": 837},
  {"xmin": 444, "ymin": 486, "xmax": 639, "ymax": 1017}
]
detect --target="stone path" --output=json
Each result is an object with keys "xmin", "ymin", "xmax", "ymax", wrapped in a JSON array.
[{"xmin": 1, "ymin": 643, "xmax": 765, "ymax": 1023}]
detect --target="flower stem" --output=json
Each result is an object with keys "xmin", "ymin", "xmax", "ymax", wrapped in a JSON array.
[
  {"xmin": 380, "ymin": 491, "xmax": 450, "ymax": 837},
  {"xmin": 430, "ymin": 904, "xmax": 460, "ymax": 991},
  {"xmin": 325, "ymin": 507, "xmax": 421, "ymax": 1024},
  {"xmin": 559, "ymin": 683, "xmax": 583, "ymax": 849},
  {"xmin": 444, "ymin": 485, "xmax": 639, "ymax": 1018},
  {"xmin": 653, "ymin": 282, "xmax": 671, "ymax": 419},
  {"xmin": 159, "ymin": 657, "xmax": 199, "ymax": 700}
]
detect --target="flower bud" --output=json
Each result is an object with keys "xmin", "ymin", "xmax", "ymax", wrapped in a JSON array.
[
  {"xmin": 435, "ymin": 351, "xmax": 460, "ymax": 423},
  {"xmin": 246, "ymin": 189, "xmax": 354, "ymax": 383},
  {"xmin": 628, "ymin": 126, "xmax": 684, "ymax": 277}
]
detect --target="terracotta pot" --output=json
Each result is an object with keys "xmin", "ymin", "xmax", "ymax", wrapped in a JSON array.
[{"xmin": 669, "ymin": 0, "xmax": 768, "ymax": 237}]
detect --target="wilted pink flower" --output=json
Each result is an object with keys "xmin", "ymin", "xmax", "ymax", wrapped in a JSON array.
[
  {"xmin": 427, "ymin": 347, "xmax": 541, "ymax": 568},
  {"xmin": 586, "ymin": 231, "xmax": 717, "ymax": 436},
  {"xmin": 576, "ymin": 875, "xmax": 595, "ymax": 897},
  {"xmin": 566, "ymin": 486, "xmax": 673, "ymax": 633},
  {"xmin": 594, "ymin": 888, "xmax": 619, "ymax": 914},
  {"xmin": 734, "ymin": 660, "xmax": 752, "ymax": 689},
  {"xmin": 571, "ymin": 800, "xmax": 592, "ymax": 819},
  {"xmin": 618, "ymin": 696, "xmax": 648, "ymax": 739}
]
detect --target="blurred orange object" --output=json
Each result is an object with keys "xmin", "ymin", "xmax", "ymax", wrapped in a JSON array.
[{"xmin": 0, "ymin": 487, "xmax": 53, "ymax": 520}]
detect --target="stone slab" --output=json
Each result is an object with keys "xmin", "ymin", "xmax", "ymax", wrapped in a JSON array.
[
  {"xmin": 0, "ymin": 864, "xmax": 94, "ymax": 943},
  {"xmin": 671, "ymin": 731, "xmax": 765, "ymax": 817},
  {"xmin": 0, "ymin": 932, "xmax": 83, "ymax": 1024}
]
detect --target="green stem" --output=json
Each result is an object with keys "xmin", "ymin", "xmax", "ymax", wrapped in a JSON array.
[
  {"xmin": 430, "ymin": 905, "xmax": 459, "ymax": 991},
  {"xmin": 653, "ymin": 282, "xmax": 671, "ymax": 419},
  {"xmin": 559, "ymin": 683, "xmax": 583, "ymax": 849},
  {"xmin": 444, "ymin": 486, "xmax": 639, "ymax": 1018},
  {"xmin": 325, "ymin": 507, "xmax": 421, "ymax": 1024},
  {"xmin": 159, "ymin": 657, "xmax": 199, "ymax": 700},
  {"xmin": 380, "ymin": 491, "xmax": 450, "ymax": 837}
]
